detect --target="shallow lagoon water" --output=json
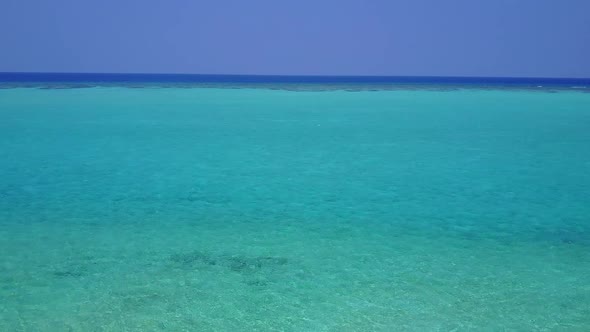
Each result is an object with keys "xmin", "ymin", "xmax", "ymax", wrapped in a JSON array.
[{"xmin": 1, "ymin": 87, "xmax": 589, "ymax": 330}]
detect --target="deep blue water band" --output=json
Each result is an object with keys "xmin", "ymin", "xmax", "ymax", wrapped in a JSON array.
[{"xmin": 1, "ymin": 72, "xmax": 590, "ymax": 86}]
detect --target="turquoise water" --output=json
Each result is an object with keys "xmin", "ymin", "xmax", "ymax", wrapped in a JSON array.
[{"xmin": 1, "ymin": 87, "xmax": 589, "ymax": 331}]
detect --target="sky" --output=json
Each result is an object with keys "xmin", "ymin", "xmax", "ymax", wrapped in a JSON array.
[{"xmin": 1, "ymin": 0, "xmax": 589, "ymax": 77}]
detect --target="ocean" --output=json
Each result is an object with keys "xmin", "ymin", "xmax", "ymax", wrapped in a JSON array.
[{"xmin": 1, "ymin": 74, "xmax": 589, "ymax": 330}]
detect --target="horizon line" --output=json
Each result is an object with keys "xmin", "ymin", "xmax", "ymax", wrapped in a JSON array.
[{"xmin": 1, "ymin": 71, "xmax": 590, "ymax": 80}]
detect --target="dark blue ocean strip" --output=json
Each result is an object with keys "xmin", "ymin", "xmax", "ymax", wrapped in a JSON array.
[{"xmin": 1, "ymin": 72, "xmax": 589, "ymax": 86}]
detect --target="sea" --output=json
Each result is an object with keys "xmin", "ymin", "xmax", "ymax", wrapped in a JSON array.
[{"xmin": 1, "ymin": 73, "xmax": 590, "ymax": 331}]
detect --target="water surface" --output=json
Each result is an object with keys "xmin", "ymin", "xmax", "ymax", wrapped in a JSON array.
[{"xmin": 1, "ymin": 86, "xmax": 589, "ymax": 330}]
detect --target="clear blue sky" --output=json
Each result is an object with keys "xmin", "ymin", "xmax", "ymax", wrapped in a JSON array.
[{"xmin": 1, "ymin": 0, "xmax": 589, "ymax": 77}]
